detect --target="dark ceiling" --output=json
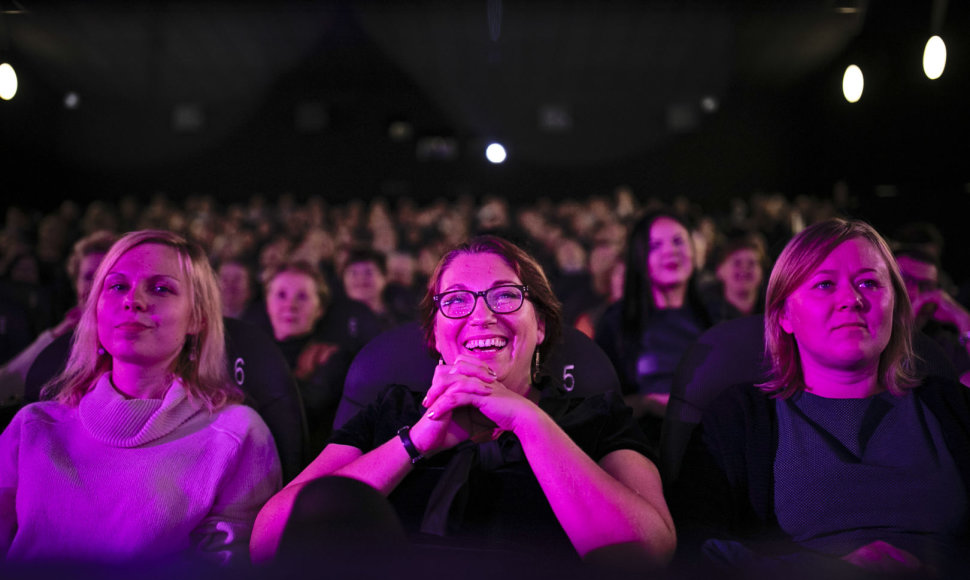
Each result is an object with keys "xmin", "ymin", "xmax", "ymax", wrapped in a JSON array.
[{"xmin": 1, "ymin": 0, "xmax": 967, "ymax": 209}]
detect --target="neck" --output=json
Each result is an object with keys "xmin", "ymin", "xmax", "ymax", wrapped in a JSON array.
[
  {"xmin": 652, "ymin": 284, "xmax": 686, "ymax": 309},
  {"xmin": 725, "ymin": 288, "xmax": 757, "ymax": 315},
  {"xmin": 801, "ymin": 363, "xmax": 884, "ymax": 399},
  {"xmin": 110, "ymin": 360, "xmax": 175, "ymax": 399},
  {"xmin": 366, "ymin": 297, "xmax": 385, "ymax": 314}
]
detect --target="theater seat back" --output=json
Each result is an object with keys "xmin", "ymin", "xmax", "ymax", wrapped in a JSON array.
[{"xmin": 333, "ymin": 321, "xmax": 622, "ymax": 430}]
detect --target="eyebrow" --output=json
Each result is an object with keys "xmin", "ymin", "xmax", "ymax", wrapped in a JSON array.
[
  {"xmin": 810, "ymin": 267, "xmax": 882, "ymax": 276},
  {"xmin": 105, "ymin": 272, "xmax": 182, "ymax": 283},
  {"xmin": 441, "ymin": 279, "xmax": 520, "ymax": 292}
]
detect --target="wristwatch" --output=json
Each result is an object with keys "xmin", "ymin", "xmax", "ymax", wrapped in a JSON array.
[{"xmin": 397, "ymin": 425, "xmax": 424, "ymax": 464}]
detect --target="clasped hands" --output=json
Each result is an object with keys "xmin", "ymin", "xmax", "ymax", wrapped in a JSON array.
[{"xmin": 407, "ymin": 355, "xmax": 539, "ymax": 459}]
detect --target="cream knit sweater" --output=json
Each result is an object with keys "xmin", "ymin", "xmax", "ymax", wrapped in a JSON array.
[{"xmin": 0, "ymin": 372, "xmax": 281, "ymax": 564}]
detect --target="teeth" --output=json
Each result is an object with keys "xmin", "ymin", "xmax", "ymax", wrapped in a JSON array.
[{"xmin": 465, "ymin": 337, "xmax": 508, "ymax": 350}]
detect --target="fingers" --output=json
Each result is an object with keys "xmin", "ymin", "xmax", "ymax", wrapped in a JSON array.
[
  {"xmin": 423, "ymin": 356, "xmax": 496, "ymax": 409},
  {"xmin": 425, "ymin": 377, "xmax": 494, "ymax": 420}
]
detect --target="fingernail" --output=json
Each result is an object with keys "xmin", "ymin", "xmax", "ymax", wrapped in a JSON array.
[
  {"xmin": 427, "ymin": 410, "xmax": 436, "ymax": 419},
  {"xmin": 486, "ymin": 366, "xmax": 496, "ymax": 376},
  {"xmin": 449, "ymin": 366, "xmax": 458, "ymax": 374},
  {"xmin": 421, "ymin": 397, "xmax": 429, "ymax": 408}
]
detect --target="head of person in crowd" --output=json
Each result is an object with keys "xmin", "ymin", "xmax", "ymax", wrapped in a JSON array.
[
  {"xmin": 47, "ymin": 229, "xmax": 242, "ymax": 411},
  {"xmin": 894, "ymin": 247, "xmax": 942, "ymax": 329},
  {"xmin": 386, "ymin": 249, "xmax": 417, "ymax": 289},
  {"xmin": 711, "ymin": 230, "xmax": 768, "ymax": 316},
  {"xmin": 65, "ymin": 230, "xmax": 118, "ymax": 306},
  {"xmin": 341, "ymin": 248, "xmax": 388, "ymax": 315},
  {"xmin": 620, "ymin": 210, "xmax": 709, "ymax": 333},
  {"xmin": 217, "ymin": 258, "xmax": 256, "ymax": 319},
  {"xmin": 263, "ymin": 260, "xmax": 330, "ymax": 342},
  {"xmin": 554, "ymin": 238, "xmax": 587, "ymax": 274},
  {"xmin": 893, "ymin": 221, "xmax": 945, "ymax": 262},
  {"xmin": 761, "ymin": 218, "xmax": 916, "ymax": 399},
  {"xmin": 0, "ymin": 247, "xmax": 41, "ymax": 286},
  {"xmin": 419, "ymin": 235, "xmax": 563, "ymax": 388}
]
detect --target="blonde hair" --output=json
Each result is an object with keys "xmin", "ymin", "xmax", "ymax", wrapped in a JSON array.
[
  {"xmin": 761, "ymin": 218, "xmax": 918, "ymax": 398},
  {"xmin": 44, "ymin": 230, "xmax": 242, "ymax": 411}
]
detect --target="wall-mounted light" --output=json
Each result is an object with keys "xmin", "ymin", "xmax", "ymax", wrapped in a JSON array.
[
  {"xmin": 842, "ymin": 64, "xmax": 864, "ymax": 103},
  {"xmin": 922, "ymin": 35, "xmax": 946, "ymax": 80},
  {"xmin": 0, "ymin": 61, "xmax": 16, "ymax": 100}
]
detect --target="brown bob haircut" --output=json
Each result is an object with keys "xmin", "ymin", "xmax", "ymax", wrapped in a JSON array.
[{"xmin": 761, "ymin": 218, "xmax": 918, "ymax": 398}]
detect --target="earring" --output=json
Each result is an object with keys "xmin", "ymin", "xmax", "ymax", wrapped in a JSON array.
[
  {"xmin": 438, "ymin": 357, "xmax": 445, "ymax": 365},
  {"xmin": 532, "ymin": 349, "xmax": 541, "ymax": 382},
  {"xmin": 186, "ymin": 336, "xmax": 197, "ymax": 362},
  {"xmin": 97, "ymin": 346, "xmax": 105, "ymax": 356}
]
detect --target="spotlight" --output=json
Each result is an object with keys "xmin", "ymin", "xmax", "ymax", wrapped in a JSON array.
[
  {"xmin": 0, "ymin": 62, "xmax": 17, "ymax": 100},
  {"xmin": 923, "ymin": 35, "xmax": 946, "ymax": 80},
  {"xmin": 842, "ymin": 65, "xmax": 863, "ymax": 103},
  {"xmin": 485, "ymin": 143, "xmax": 507, "ymax": 164},
  {"xmin": 64, "ymin": 92, "xmax": 80, "ymax": 109}
]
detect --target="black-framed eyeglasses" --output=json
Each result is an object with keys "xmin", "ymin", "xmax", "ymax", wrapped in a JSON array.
[{"xmin": 433, "ymin": 284, "xmax": 529, "ymax": 319}]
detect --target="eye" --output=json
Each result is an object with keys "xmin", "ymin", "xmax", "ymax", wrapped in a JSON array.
[
  {"xmin": 813, "ymin": 280, "xmax": 834, "ymax": 290},
  {"xmin": 107, "ymin": 282, "xmax": 127, "ymax": 292},
  {"xmin": 153, "ymin": 284, "xmax": 174, "ymax": 295},
  {"xmin": 441, "ymin": 293, "xmax": 469, "ymax": 307},
  {"xmin": 858, "ymin": 279, "xmax": 881, "ymax": 290}
]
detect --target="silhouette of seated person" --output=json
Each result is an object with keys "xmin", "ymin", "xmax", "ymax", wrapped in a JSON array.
[
  {"xmin": 699, "ymin": 229, "xmax": 768, "ymax": 322},
  {"xmin": 595, "ymin": 211, "xmax": 712, "ymax": 444},
  {"xmin": 894, "ymin": 247, "xmax": 970, "ymax": 387},
  {"xmin": 262, "ymin": 260, "xmax": 380, "ymax": 455},
  {"xmin": 0, "ymin": 231, "xmax": 116, "ymax": 406}
]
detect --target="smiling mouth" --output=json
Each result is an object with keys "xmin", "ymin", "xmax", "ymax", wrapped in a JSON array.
[{"xmin": 464, "ymin": 337, "xmax": 508, "ymax": 352}]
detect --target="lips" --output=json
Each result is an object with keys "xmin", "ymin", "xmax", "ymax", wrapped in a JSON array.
[
  {"xmin": 832, "ymin": 322, "xmax": 867, "ymax": 331},
  {"xmin": 116, "ymin": 321, "xmax": 151, "ymax": 332}
]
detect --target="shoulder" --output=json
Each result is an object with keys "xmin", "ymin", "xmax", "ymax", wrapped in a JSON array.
[
  {"xmin": 208, "ymin": 403, "xmax": 275, "ymax": 446},
  {"xmin": 6, "ymin": 400, "xmax": 74, "ymax": 427},
  {"xmin": 545, "ymin": 390, "xmax": 655, "ymax": 460}
]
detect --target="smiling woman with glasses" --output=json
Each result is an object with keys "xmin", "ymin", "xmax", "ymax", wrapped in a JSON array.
[{"xmin": 252, "ymin": 235, "xmax": 675, "ymax": 572}]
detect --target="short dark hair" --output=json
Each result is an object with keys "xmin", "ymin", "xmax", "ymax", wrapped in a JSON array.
[{"xmin": 341, "ymin": 248, "xmax": 387, "ymax": 276}]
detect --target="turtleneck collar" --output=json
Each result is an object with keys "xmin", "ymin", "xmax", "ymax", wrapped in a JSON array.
[{"xmin": 78, "ymin": 372, "xmax": 204, "ymax": 448}]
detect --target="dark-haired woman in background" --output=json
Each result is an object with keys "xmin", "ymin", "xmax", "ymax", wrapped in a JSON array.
[{"xmin": 594, "ymin": 211, "xmax": 712, "ymax": 442}]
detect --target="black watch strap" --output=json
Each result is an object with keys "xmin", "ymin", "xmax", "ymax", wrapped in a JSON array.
[{"xmin": 397, "ymin": 425, "xmax": 424, "ymax": 464}]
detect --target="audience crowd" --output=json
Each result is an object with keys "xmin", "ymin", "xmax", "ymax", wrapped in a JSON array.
[{"xmin": 1, "ymin": 187, "xmax": 969, "ymax": 576}]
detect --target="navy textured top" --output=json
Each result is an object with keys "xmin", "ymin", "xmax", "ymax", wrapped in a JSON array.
[{"xmin": 774, "ymin": 390, "xmax": 967, "ymax": 563}]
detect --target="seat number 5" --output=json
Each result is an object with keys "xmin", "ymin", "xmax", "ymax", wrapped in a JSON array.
[{"xmin": 562, "ymin": 364, "xmax": 575, "ymax": 392}]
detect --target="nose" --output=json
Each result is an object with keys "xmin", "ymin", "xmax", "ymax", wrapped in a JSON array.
[
  {"xmin": 837, "ymin": 285, "xmax": 866, "ymax": 310},
  {"xmin": 124, "ymin": 286, "xmax": 147, "ymax": 311},
  {"xmin": 466, "ymin": 294, "xmax": 496, "ymax": 324}
]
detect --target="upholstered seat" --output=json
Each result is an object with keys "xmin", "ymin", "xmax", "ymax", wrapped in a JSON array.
[{"xmin": 333, "ymin": 321, "xmax": 622, "ymax": 430}]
